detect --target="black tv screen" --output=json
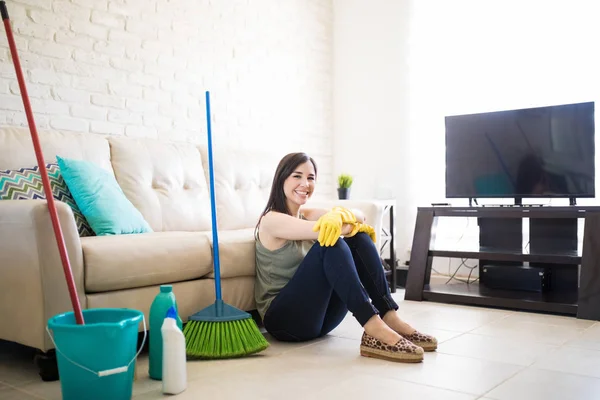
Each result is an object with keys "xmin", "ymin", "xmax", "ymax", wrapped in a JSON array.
[{"xmin": 445, "ymin": 101, "xmax": 595, "ymax": 199}]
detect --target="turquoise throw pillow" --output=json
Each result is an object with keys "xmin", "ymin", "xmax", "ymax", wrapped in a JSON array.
[{"xmin": 56, "ymin": 156, "xmax": 152, "ymax": 236}]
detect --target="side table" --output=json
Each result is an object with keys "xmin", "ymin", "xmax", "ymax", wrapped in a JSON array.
[{"xmin": 376, "ymin": 200, "xmax": 397, "ymax": 293}]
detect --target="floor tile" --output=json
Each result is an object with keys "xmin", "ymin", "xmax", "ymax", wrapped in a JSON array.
[
  {"xmin": 276, "ymin": 336, "xmax": 365, "ymax": 368},
  {"xmin": 401, "ymin": 307, "xmax": 510, "ymax": 333},
  {"xmin": 134, "ymin": 378, "xmax": 270, "ymax": 400},
  {"xmin": 15, "ymin": 381, "xmax": 60, "ymax": 400},
  {"xmin": 502, "ymin": 312, "xmax": 596, "ymax": 329},
  {"xmin": 0, "ymin": 384, "xmax": 43, "ymax": 400},
  {"xmin": 565, "ymin": 323, "xmax": 600, "ymax": 351},
  {"xmin": 485, "ymin": 367, "xmax": 600, "ymax": 400},
  {"xmin": 384, "ymin": 352, "xmax": 522, "ymax": 396},
  {"xmin": 130, "ymin": 356, "xmax": 164, "ymax": 396},
  {"xmin": 0, "ymin": 363, "xmax": 39, "ymax": 389},
  {"xmin": 188, "ymin": 352, "xmax": 353, "ymax": 400},
  {"xmin": 438, "ymin": 333, "xmax": 558, "ymax": 366},
  {"xmin": 312, "ymin": 374, "xmax": 477, "ymax": 400},
  {"xmin": 0, "ymin": 341, "xmax": 39, "ymax": 387},
  {"xmin": 395, "ymin": 297, "xmax": 468, "ymax": 316},
  {"xmin": 295, "ymin": 339, "xmax": 522, "ymax": 397},
  {"xmin": 532, "ymin": 346, "xmax": 600, "ymax": 379},
  {"xmin": 470, "ymin": 317, "xmax": 586, "ymax": 345}
]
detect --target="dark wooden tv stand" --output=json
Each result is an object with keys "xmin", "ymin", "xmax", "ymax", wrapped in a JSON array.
[{"xmin": 405, "ymin": 205, "xmax": 600, "ymax": 320}]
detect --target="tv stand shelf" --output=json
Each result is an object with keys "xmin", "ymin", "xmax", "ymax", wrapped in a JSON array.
[
  {"xmin": 429, "ymin": 249, "xmax": 580, "ymax": 265},
  {"xmin": 423, "ymin": 281, "xmax": 578, "ymax": 315},
  {"xmin": 405, "ymin": 206, "xmax": 600, "ymax": 319}
]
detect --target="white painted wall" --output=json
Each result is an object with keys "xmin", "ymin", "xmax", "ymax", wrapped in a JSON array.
[
  {"xmin": 408, "ymin": 0, "xmax": 600, "ymax": 278},
  {"xmin": 334, "ymin": 0, "xmax": 600, "ymax": 272},
  {"xmin": 333, "ymin": 0, "xmax": 413, "ymax": 260},
  {"xmin": 0, "ymin": 0, "xmax": 336, "ymax": 196}
]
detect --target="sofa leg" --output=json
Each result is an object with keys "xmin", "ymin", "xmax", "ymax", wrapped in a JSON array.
[{"xmin": 34, "ymin": 349, "xmax": 59, "ymax": 382}]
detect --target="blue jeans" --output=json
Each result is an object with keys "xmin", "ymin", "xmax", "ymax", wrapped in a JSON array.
[{"xmin": 263, "ymin": 233, "xmax": 398, "ymax": 342}]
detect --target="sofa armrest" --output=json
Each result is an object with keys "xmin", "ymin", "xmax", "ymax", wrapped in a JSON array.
[
  {"xmin": 0, "ymin": 200, "xmax": 86, "ymax": 351},
  {"xmin": 304, "ymin": 199, "xmax": 395, "ymax": 249}
]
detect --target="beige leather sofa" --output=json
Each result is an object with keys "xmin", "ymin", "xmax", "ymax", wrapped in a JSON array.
[{"xmin": 0, "ymin": 127, "xmax": 391, "ymax": 353}]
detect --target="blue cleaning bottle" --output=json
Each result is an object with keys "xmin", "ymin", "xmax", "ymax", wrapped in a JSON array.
[{"xmin": 149, "ymin": 285, "xmax": 183, "ymax": 380}]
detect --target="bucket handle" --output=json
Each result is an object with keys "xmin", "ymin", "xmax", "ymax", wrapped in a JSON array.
[{"xmin": 46, "ymin": 315, "xmax": 147, "ymax": 378}]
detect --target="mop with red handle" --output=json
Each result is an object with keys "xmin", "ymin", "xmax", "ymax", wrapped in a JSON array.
[{"xmin": 1, "ymin": 1, "xmax": 85, "ymax": 325}]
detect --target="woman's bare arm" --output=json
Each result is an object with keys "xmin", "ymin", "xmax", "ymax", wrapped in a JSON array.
[
  {"xmin": 351, "ymin": 208, "xmax": 366, "ymax": 223},
  {"xmin": 300, "ymin": 207, "xmax": 329, "ymax": 221},
  {"xmin": 301, "ymin": 207, "xmax": 366, "ymax": 223},
  {"xmin": 260, "ymin": 211, "xmax": 321, "ymax": 241},
  {"xmin": 261, "ymin": 211, "xmax": 355, "ymax": 242}
]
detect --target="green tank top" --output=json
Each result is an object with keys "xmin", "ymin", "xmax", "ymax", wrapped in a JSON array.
[{"xmin": 254, "ymin": 219, "xmax": 315, "ymax": 320}]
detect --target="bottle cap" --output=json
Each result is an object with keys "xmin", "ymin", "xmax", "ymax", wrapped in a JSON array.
[
  {"xmin": 165, "ymin": 306, "xmax": 177, "ymax": 320},
  {"xmin": 160, "ymin": 285, "xmax": 172, "ymax": 293}
]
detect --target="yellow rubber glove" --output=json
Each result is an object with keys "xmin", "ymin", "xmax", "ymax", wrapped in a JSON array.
[
  {"xmin": 331, "ymin": 206, "xmax": 357, "ymax": 225},
  {"xmin": 313, "ymin": 207, "xmax": 358, "ymax": 246},
  {"xmin": 357, "ymin": 223, "xmax": 377, "ymax": 243},
  {"xmin": 312, "ymin": 212, "xmax": 343, "ymax": 246}
]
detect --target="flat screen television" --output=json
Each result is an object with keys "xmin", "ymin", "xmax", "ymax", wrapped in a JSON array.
[{"xmin": 445, "ymin": 101, "xmax": 595, "ymax": 201}]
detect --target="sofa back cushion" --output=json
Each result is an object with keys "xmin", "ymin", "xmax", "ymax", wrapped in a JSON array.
[
  {"xmin": 198, "ymin": 145, "xmax": 277, "ymax": 230},
  {"xmin": 108, "ymin": 136, "xmax": 212, "ymax": 232},
  {"xmin": 0, "ymin": 127, "xmax": 113, "ymax": 174}
]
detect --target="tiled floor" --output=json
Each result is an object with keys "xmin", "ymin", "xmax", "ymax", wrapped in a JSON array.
[{"xmin": 2, "ymin": 288, "xmax": 600, "ymax": 399}]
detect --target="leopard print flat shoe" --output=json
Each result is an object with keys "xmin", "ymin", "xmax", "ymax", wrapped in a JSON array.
[
  {"xmin": 360, "ymin": 332, "xmax": 424, "ymax": 363},
  {"xmin": 403, "ymin": 331, "xmax": 438, "ymax": 351}
]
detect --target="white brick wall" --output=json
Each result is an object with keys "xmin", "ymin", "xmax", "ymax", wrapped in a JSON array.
[{"xmin": 0, "ymin": 0, "xmax": 335, "ymax": 196}]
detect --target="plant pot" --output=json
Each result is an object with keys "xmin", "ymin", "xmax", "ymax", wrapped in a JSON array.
[{"xmin": 337, "ymin": 188, "xmax": 350, "ymax": 200}]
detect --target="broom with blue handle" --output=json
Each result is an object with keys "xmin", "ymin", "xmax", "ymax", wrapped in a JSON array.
[{"xmin": 183, "ymin": 91, "xmax": 269, "ymax": 359}]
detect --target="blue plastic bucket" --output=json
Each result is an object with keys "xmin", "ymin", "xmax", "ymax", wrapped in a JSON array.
[{"xmin": 47, "ymin": 308, "xmax": 146, "ymax": 400}]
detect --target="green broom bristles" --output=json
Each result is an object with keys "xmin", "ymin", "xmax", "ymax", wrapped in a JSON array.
[{"xmin": 183, "ymin": 318, "xmax": 269, "ymax": 359}]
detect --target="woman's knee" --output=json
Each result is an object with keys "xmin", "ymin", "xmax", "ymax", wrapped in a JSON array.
[
  {"xmin": 344, "ymin": 232, "xmax": 374, "ymax": 247},
  {"xmin": 317, "ymin": 239, "xmax": 359, "ymax": 276},
  {"xmin": 317, "ymin": 237, "xmax": 352, "ymax": 252}
]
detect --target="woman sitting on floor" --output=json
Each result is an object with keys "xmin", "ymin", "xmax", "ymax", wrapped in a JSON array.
[{"xmin": 254, "ymin": 152, "xmax": 437, "ymax": 363}]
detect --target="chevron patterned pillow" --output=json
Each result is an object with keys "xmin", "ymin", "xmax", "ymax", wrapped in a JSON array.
[{"xmin": 0, "ymin": 163, "xmax": 94, "ymax": 237}]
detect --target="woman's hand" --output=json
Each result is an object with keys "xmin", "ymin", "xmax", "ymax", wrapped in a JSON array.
[{"xmin": 341, "ymin": 223, "xmax": 355, "ymax": 236}]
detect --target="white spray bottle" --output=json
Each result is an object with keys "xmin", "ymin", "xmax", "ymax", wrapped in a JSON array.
[{"xmin": 161, "ymin": 306, "xmax": 187, "ymax": 395}]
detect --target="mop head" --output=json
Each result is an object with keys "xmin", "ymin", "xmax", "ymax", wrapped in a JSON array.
[{"xmin": 183, "ymin": 300, "xmax": 269, "ymax": 359}]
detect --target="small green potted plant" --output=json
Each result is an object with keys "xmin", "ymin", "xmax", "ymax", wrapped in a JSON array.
[{"xmin": 337, "ymin": 174, "xmax": 353, "ymax": 200}]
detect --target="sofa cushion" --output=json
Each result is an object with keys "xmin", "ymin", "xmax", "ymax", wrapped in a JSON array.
[
  {"xmin": 108, "ymin": 136, "xmax": 212, "ymax": 232},
  {"xmin": 57, "ymin": 156, "xmax": 152, "ymax": 236},
  {"xmin": 86, "ymin": 277, "xmax": 257, "ymax": 325},
  {"xmin": 204, "ymin": 228, "xmax": 257, "ymax": 278},
  {"xmin": 198, "ymin": 145, "xmax": 277, "ymax": 230},
  {"xmin": 0, "ymin": 163, "xmax": 94, "ymax": 237},
  {"xmin": 82, "ymin": 231, "xmax": 213, "ymax": 292},
  {"xmin": 0, "ymin": 127, "xmax": 113, "ymax": 175}
]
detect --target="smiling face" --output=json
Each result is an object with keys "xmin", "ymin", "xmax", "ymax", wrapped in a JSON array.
[
  {"xmin": 283, "ymin": 161, "xmax": 316, "ymax": 214},
  {"xmin": 258, "ymin": 153, "xmax": 318, "ymax": 222}
]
